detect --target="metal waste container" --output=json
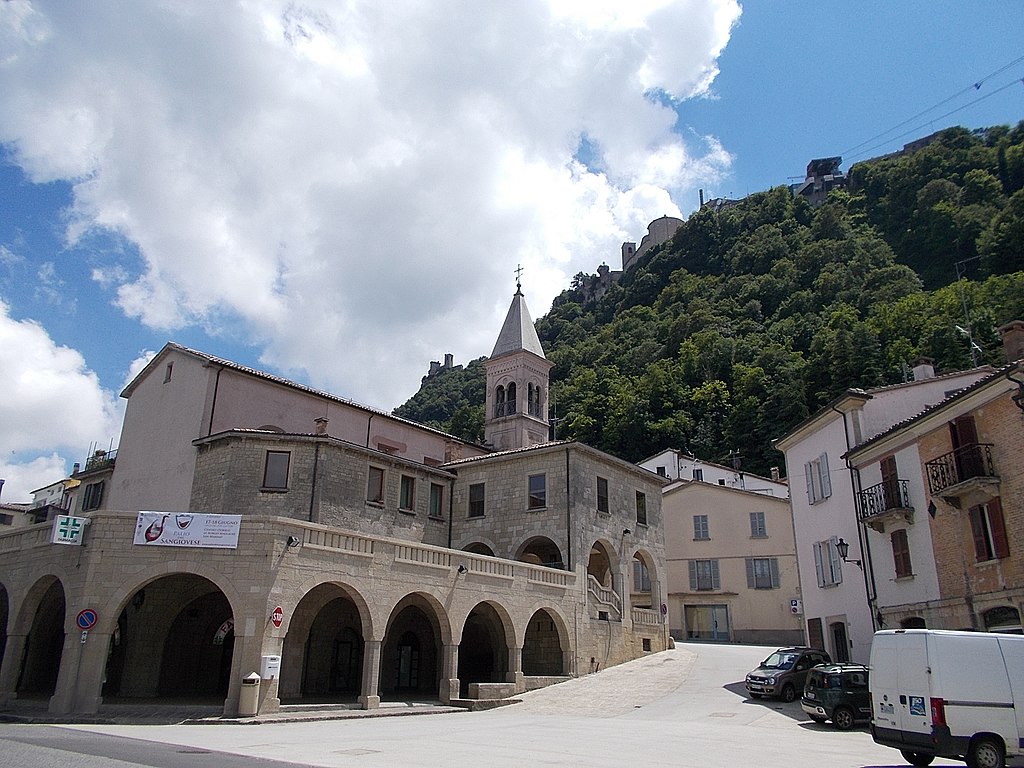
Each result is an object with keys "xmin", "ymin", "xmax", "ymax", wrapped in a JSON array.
[{"xmin": 239, "ymin": 672, "xmax": 261, "ymax": 716}]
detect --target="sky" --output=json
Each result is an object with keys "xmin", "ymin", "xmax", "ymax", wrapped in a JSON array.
[{"xmin": 1, "ymin": 1, "xmax": 1022, "ymax": 503}]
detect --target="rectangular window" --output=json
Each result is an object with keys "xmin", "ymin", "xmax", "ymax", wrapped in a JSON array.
[
  {"xmin": 633, "ymin": 559, "xmax": 651, "ymax": 592},
  {"xmin": 688, "ymin": 559, "xmax": 720, "ymax": 591},
  {"xmin": 163, "ymin": 362, "xmax": 173, "ymax": 383},
  {"xmin": 263, "ymin": 451, "xmax": 290, "ymax": 490},
  {"xmin": 813, "ymin": 538, "xmax": 843, "ymax": 587},
  {"xmin": 596, "ymin": 476, "xmax": 609, "ymax": 514},
  {"xmin": 367, "ymin": 466, "xmax": 385, "ymax": 504},
  {"xmin": 968, "ymin": 498, "xmax": 1009, "ymax": 562},
  {"xmin": 528, "ymin": 474, "xmax": 546, "ymax": 509},
  {"xmin": 82, "ymin": 481, "xmax": 105, "ymax": 511},
  {"xmin": 804, "ymin": 453, "xmax": 832, "ymax": 504},
  {"xmin": 693, "ymin": 514, "xmax": 709, "ymax": 540},
  {"xmin": 656, "ymin": 466, "xmax": 667, "ymax": 477},
  {"xmin": 635, "ymin": 491, "xmax": 648, "ymax": 525},
  {"xmin": 468, "ymin": 483, "xmax": 485, "ymax": 518},
  {"xmin": 429, "ymin": 483, "xmax": 444, "ymax": 518},
  {"xmin": 750, "ymin": 511, "xmax": 767, "ymax": 538},
  {"xmin": 692, "ymin": 468, "xmax": 704, "ymax": 481},
  {"xmin": 891, "ymin": 528, "xmax": 912, "ymax": 578},
  {"xmin": 746, "ymin": 557, "xmax": 780, "ymax": 589},
  {"xmin": 399, "ymin": 475, "xmax": 415, "ymax": 511}
]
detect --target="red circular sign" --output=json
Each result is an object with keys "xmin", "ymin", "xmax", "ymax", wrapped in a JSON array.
[
  {"xmin": 271, "ymin": 606, "xmax": 284, "ymax": 628},
  {"xmin": 76, "ymin": 609, "xmax": 98, "ymax": 630}
]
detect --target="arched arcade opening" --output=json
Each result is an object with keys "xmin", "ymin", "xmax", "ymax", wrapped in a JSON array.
[
  {"xmin": 516, "ymin": 537, "xmax": 564, "ymax": 570},
  {"xmin": 522, "ymin": 608, "xmax": 567, "ymax": 676},
  {"xmin": 280, "ymin": 583, "xmax": 367, "ymax": 703},
  {"xmin": 457, "ymin": 602, "xmax": 511, "ymax": 696},
  {"xmin": 103, "ymin": 574, "xmax": 234, "ymax": 702},
  {"xmin": 16, "ymin": 577, "xmax": 65, "ymax": 698},
  {"xmin": 380, "ymin": 595, "xmax": 445, "ymax": 701}
]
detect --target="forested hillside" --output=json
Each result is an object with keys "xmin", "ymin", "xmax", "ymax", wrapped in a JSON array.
[{"xmin": 397, "ymin": 124, "xmax": 1024, "ymax": 476}]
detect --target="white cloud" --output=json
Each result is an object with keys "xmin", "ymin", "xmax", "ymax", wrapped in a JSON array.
[
  {"xmin": 0, "ymin": 0, "xmax": 740, "ymax": 410},
  {"xmin": 0, "ymin": 299, "xmax": 123, "ymax": 502}
]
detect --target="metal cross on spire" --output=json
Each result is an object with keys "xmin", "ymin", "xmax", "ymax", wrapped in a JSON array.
[{"xmin": 515, "ymin": 263, "xmax": 524, "ymax": 293}]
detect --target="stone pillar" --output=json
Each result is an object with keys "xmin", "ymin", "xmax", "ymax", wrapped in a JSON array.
[
  {"xmin": 506, "ymin": 645, "xmax": 524, "ymax": 693},
  {"xmin": 48, "ymin": 629, "xmax": 85, "ymax": 714},
  {"xmin": 358, "ymin": 639, "xmax": 382, "ymax": 710},
  {"xmin": 69, "ymin": 630, "xmax": 112, "ymax": 714},
  {"xmin": 439, "ymin": 643, "xmax": 459, "ymax": 704},
  {"xmin": 0, "ymin": 634, "xmax": 27, "ymax": 706}
]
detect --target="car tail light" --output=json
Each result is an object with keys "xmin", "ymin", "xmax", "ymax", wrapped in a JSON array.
[{"xmin": 930, "ymin": 697, "xmax": 946, "ymax": 727}]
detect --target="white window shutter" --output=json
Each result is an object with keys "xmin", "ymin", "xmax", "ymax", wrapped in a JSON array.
[
  {"xmin": 813, "ymin": 542, "xmax": 825, "ymax": 587},
  {"xmin": 829, "ymin": 536, "xmax": 843, "ymax": 584},
  {"xmin": 688, "ymin": 560, "xmax": 697, "ymax": 590},
  {"xmin": 770, "ymin": 558, "xmax": 780, "ymax": 588},
  {"xmin": 745, "ymin": 558, "xmax": 755, "ymax": 589},
  {"xmin": 805, "ymin": 461, "xmax": 815, "ymax": 503},
  {"xmin": 711, "ymin": 560, "xmax": 720, "ymax": 590},
  {"xmin": 820, "ymin": 453, "xmax": 832, "ymax": 499}
]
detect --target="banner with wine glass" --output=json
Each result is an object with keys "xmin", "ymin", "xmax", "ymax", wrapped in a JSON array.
[{"xmin": 133, "ymin": 512, "xmax": 242, "ymax": 548}]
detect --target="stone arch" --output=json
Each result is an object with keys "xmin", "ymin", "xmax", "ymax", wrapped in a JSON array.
[
  {"xmin": 506, "ymin": 382, "xmax": 517, "ymax": 413},
  {"xmin": 457, "ymin": 600, "xmax": 514, "ymax": 696},
  {"xmin": 494, "ymin": 385, "xmax": 506, "ymax": 417},
  {"xmin": 626, "ymin": 546, "xmax": 661, "ymax": 612},
  {"xmin": 279, "ymin": 581, "xmax": 372, "ymax": 702},
  {"xmin": 515, "ymin": 536, "xmax": 564, "ymax": 570},
  {"xmin": 462, "ymin": 542, "xmax": 496, "ymax": 557},
  {"xmin": 982, "ymin": 605, "xmax": 1021, "ymax": 633},
  {"xmin": 900, "ymin": 616, "xmax": 926, "ymax": 629},
  {"xmin": 14, "ymin": 576, "xmax": 66, "ymax": 697},
  {"xmin": 586, "ymin": 538, "xmax": 619, "ymax": 588},
  {"xmin": 380, "ymin": 592, "xmax": 452, "ymax": 700},
  {"xmin": 102, "ymin": 573, "xmax": 236, "ymax": 701},
  {"xmin": 521, "ymin": 606, "xmax": 571, "ymax": 676}
]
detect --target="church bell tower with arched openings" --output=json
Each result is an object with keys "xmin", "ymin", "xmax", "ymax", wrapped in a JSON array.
[{"xmin": 483, "ymin": 281, "xmax": 553, "ymax": 451}]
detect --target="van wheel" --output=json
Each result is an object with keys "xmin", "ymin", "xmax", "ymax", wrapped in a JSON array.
[
  {"xmin": 831, "ymin": 706, "xmax": 855, "ymax": 730},
  {"xmin": 899, "ymin": 751, "xmax": 934, "ymax": 766},
  {"xmin": 780, "ymin": 684, "xmax": 796, "ymax": 702},
  {"xmin": 966, "ymin": 736, "xmax": 1005, "ymax": 768}
]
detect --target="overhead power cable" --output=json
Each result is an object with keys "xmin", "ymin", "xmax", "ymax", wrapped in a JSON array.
[{"xmin": 839, "ymin": 53, "xmax": 1024, "ymax": 159}]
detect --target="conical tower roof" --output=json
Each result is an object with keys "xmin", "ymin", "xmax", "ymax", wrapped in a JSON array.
[{"xmin": 490, "ymin": 287, "xmax": 546, "ymax": 359}]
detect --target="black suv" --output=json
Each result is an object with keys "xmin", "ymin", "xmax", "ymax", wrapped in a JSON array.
[
  {"xmin": 745, "ymin": 647, "xmax": 831, "ymax": 702},
  {"xmin": 801, "ymin": 662, "xmax": 870, "ymax": 730}
]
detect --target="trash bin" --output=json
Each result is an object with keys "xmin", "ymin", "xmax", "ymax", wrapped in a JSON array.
[{"xmin": 239, "ymin": 672, "xmax": 261, "ymax": 717}]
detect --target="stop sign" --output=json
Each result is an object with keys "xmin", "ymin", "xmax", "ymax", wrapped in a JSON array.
[{"xmin": 271, "ymin": 606, "xmax": 283, "ymax": 628}]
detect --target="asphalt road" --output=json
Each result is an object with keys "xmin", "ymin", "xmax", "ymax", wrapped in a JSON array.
[{"xmin": 0, "ymin": 642, "xmax": 977, "ymax": 768}]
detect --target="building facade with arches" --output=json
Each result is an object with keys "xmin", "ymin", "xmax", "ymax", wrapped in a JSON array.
[{"xmin": 0, "ymin": 289, "xmax": 668, "ymax": 717}]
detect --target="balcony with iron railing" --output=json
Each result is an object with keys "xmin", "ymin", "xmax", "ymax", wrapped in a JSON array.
[
  {"xmin": 77, "ymin": 449, "xmax": 118, "ymax": 476},
  {"xmin": 925, "ymin": 443, "xmax": 999, "ymax": 508},
  {"xmin": 857, "ymin": 478, "xmax": 913, "ymax": 533}
]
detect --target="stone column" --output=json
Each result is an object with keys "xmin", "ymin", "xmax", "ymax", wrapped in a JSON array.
[
  {"xmin": 48, "ymin": 629, "xmax": 85, "ymax": 714},
  {"xmin": 70, "ymin": 630, "xmax": 112, "ymax": 714},
  {"xmin": 0, "ymin": 634, "xmax": 27, "ymax": 706},
  {"xmin": 506, "ymin": 645, "xmax": 524, "ymax": 693},
  {"xmin": 358, "ymin": 639, "xmax": 382, "ymax": 710},
  {"xmin": 439, "ymin": 643, "xmax": 459, "ymax": 704}
]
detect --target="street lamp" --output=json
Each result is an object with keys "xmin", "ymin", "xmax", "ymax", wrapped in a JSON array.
[{"xmin": 836, "ymin": 537, "xmax": 862, "ymax": 569}]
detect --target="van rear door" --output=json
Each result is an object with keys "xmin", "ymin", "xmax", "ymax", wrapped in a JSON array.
[
  {"xmin": 894, "ymin": 632, "xmax": 931, "ymax": 742},
  {"xmin": 994, "ymin": 636, "xmax": 1024, "ymax": 759}
]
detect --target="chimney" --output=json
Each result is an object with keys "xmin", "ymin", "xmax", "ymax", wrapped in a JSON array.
[
  {"xmin": 314, "ymin": 417, "xmax": 329, "ymax": 436},
  {"xmin": 911, "ymin": 357, "xmax": 935, "ymax": 381},
  {"xmin": 999, "ymin": 320, "xmax": 1024, "ymax": 362},
  {"xmin": 699, "ymin": 188, "xmax": 705, "ymax": 207},
  {"xmin": 72, "ymin": 463, "xmax": 81, "ymax": 475},
  {"xmin": 770, "ymin": 467, "xmax": 780, "ymax": 482}
]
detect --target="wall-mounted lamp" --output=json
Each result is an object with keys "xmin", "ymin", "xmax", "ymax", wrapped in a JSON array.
[
  {"xmin": 622, "ymin": 528, "xmax": 631, "ymax": 537},
  {"xmin": 286, "ymin": 535, "xmax": 301, "ymax": 549},
  {"xmin": 835, "ymin": 537, "xmax": 862, "ymax": 569},
  {"xmin": 457, "ymin": 564, "xmax": 468, "ymax": 574}
]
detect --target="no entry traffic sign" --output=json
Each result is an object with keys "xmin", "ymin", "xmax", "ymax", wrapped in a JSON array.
[{"xmin": 76, "ymin": 608, "xmax": 98, "ymax": 631}]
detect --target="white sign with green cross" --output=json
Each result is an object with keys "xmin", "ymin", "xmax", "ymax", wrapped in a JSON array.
[{"xmin": 52, "ymin": 515, "xmax": 86, "ymax": 546}]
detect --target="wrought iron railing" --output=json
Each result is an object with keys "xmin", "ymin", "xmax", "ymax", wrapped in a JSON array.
[
  {"xmin": 858, "ymin": 479, "xmax": 911, "ymax": 520},
  {"xmin": 925, "ymin": 444, "xmax": 996, "ymax": 495}
]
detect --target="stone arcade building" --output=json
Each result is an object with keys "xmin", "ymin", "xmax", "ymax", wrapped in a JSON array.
[{"xmin": 0, "ymin": 289, "xmax": 668, "ymax": 717}]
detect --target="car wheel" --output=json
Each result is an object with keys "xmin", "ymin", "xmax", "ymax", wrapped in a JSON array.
[
  {"xmin": 831, "ymin": 705, "xmax": 855, "ymax": 731},
  {"xmin": 966, "ymin": 736, "xmax": 1005, "ymax": 768},
  {"xmin": 809, "ymin": 715, "xmax": 827, "ymax": 723},
  {"xmin": 780, "ymin": 683, "xmax": 796, "ymax": 703},
  {"xmin": 900, "ymin": 750, "xmax": 934, "ymax": 767}
]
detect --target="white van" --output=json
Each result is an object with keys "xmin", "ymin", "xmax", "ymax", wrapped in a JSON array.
[{"xmin": 869, "ymin": 629, "xmax": 1024, "ymax": 768}]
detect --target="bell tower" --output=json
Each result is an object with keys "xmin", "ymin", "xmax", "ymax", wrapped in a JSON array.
[{"xmin": 483, "ymin": 281, "xmax": 553, "ymax": 451}]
